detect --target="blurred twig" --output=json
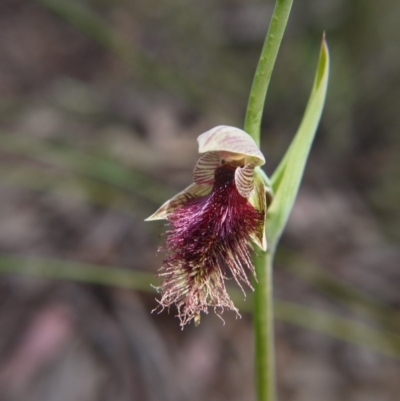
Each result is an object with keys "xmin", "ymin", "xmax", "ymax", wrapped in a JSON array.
[
  {"xmin": 273, "ymin": 300, "xmax": 400, "ymax": 361},
  {"xmin": 0, "ymin": 164, "xmax": 136, "ymax": 213},
  {"xmin": 0, "ymin": 133, "xmax": 173, "ymax": 204},
  {"xmin": 277, "ymin": 248, "xmax": 400, "ymax": 334},
  {"xmin": 0, "ymin": 254, "xmax": 155, "ymax": 292},
  {"xmin": 34, "ymin": 0, "xmax": 205, "ymax": 103},
  {"xmin": 1, "ymin": 253, "xmax": 400, "ymax": 360}
]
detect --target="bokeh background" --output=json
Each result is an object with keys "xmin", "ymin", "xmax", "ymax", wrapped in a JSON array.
[{"xmin": 0, "ymin": 0, "xmax": 399, "ymax": 400}]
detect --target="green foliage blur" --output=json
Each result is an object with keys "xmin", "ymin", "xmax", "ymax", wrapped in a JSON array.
[{"xmin": 0, "ymin": 1, "xmax": 399, "ymax": 400}]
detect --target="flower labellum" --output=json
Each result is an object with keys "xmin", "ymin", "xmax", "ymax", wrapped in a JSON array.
[{"xmin": 146, "ymin": 125, "xmax": 269, "ymax": 328}]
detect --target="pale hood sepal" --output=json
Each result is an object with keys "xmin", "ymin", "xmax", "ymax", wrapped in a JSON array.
[{"xmin": 197, "ymin": 126, "xmax": 265, "ymax": 166}]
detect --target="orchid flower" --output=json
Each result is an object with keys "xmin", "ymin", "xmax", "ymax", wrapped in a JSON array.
[{"xmin": 146, "ymin": 125, "xmax": 271, "ymax": 328}]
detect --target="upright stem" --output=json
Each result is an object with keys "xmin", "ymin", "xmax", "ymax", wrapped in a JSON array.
[
  {"xmin": 254, "ymin": 250, "xmax": 276, "ymax": 401},
  {"xmin": 244, "ymin": 0, "xmax": 293, "ymax": 145},
  {"xmin": 243, "ymin": 1, "xmax": 293, "ymax": 401}
]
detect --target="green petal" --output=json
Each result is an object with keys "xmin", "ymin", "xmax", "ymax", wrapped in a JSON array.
[
  {"xmin": 145, "ymin": 183, "xmax": 212, "ymax": 221},
  {"xmin": 248, "ymin": 171, "xmax": 267, "ymax": 251}
]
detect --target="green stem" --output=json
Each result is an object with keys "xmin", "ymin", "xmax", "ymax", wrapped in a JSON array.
[
  {"xmin": 254, "ymin": 251, "xmax": 276, "ymax": 401},
  {"xmin": 243, "ymin": 1, "xmax": 293, "ymax": 400},
  {"xmin": 244, "ymin": 0, "xmax": 294, "ymax": 146}
]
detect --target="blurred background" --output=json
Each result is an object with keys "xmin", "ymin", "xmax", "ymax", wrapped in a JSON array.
[{"xmin": 0, "ymin": 0, "xmax": 399, "ymax": 400}]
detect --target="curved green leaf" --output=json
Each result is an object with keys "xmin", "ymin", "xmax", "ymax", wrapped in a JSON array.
[{"xmin": 267, "ymin": 35, "xmax": 330, "ymax": 250}]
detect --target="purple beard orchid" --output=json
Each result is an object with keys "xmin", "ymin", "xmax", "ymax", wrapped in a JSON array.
[{"xmin": 146, "ymin": 126, "xmax": 268, "ymax": 328}]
